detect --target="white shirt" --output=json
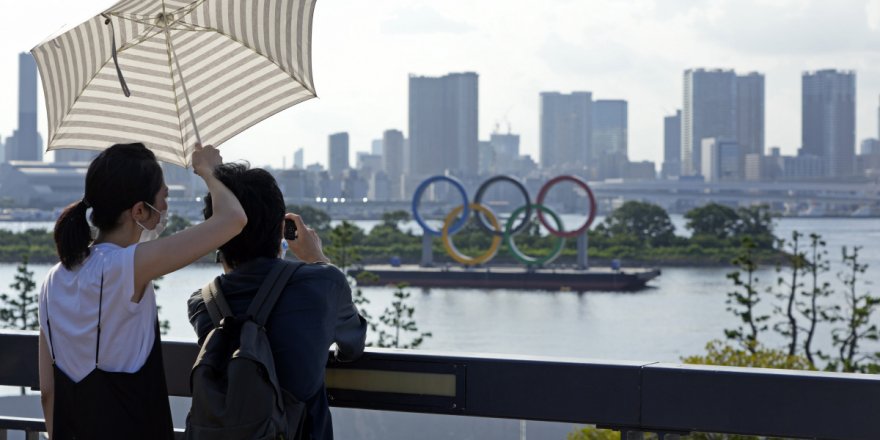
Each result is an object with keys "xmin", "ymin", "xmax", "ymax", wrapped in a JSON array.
[{"xmin": 39, "ymin": 243, "xmax": 157, "ymax": 383}]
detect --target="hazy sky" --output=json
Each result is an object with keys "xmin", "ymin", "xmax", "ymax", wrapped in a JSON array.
[{"xmin": 2, "ymin": 0, "xmax": 880, "ymax": 169}]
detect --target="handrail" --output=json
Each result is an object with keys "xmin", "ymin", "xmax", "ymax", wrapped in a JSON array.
[{"xmin": 1, "ymin": 330, "xmax": 878, "ymax": 439}]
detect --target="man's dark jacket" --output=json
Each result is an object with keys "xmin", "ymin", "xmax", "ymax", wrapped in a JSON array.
[{"xmin": 187, "ymin": 258, "xmax": 367, "ymax": 440}]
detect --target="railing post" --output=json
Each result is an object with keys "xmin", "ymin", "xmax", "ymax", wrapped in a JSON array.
[
  {"xmin": 0, "ymin": 428, "xmax": 6, "ymax": 440},
  {"xmin": 25, "ymin": 431, "xmax": 39, "ymax": 440}
]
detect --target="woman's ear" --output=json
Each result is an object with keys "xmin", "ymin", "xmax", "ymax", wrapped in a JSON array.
[{"xmin": 130, "ymin": 201, "xmax": 149, "ymax": 223}]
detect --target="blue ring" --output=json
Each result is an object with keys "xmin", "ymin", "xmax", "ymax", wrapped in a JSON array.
[{"xmin": 412, "ymin": 175, "xmax": 470, "ymax": 236}]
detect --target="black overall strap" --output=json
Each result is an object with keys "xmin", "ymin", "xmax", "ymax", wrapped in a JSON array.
[
  {"xmin": 247, "ymin": 261, "xmax": 304, "ymax": 327},
  {"xmin": 201, "ymin": 277, "xmax": 234, "ymax": 328},
  {"xmin": 95, "ymin": 273, "xmax": 104, "ymax": 367},
  {"xmin": 45, "ymin": 303, "xmax": 57, "ymax": 362}
]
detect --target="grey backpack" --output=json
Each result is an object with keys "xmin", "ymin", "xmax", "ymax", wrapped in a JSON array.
[{"xmin": 186, "ymin": 261, "xmax": 307, "ymax": 440}]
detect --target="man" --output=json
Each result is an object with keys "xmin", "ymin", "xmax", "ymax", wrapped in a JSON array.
[{"xmin": 188, "ymin": 163, "xmax": 367, "ymax": 440}]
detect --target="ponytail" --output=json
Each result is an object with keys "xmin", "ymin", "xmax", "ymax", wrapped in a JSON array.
[{"xmin": 54, "ymin": 199, "xmax": 92, "ymax": 270}]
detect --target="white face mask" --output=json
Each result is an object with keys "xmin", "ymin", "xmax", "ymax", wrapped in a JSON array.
[{"xmin": 136, "ymin": 202, "xmax": 168, "ymax": 243}]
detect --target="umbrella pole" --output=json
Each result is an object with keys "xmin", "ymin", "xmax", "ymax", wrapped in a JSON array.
[{"xmin": 166, "ymin": 33, "xmax": 202, "ymax": 148}]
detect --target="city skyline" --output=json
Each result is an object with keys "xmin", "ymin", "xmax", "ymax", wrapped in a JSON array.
[{"xmin": 2, "ymin": 0, "xmax": 880, "ymax": 169}]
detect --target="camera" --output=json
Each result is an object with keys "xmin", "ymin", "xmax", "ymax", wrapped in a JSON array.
[{"xmin": 284, "ymin": 218, "xmax": 297, "ymax": 241}]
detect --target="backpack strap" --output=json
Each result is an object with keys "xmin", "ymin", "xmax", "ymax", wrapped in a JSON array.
[
  {"xmin": 201, "ymin": 276, "xmax": 235, "ymax": 328},
  {"xmin": 247, "ymin": 261, "xmax": 305, "ymax": 327}
]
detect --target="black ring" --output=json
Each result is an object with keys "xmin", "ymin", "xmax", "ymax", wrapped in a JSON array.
[{"xmin": 473, "ymin": 175, "xmax": 532, "ymax": 236}]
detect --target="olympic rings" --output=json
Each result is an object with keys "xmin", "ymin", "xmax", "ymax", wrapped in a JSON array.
[
  {"xmin": 535, "ymin": 175, "xmax": 597, "ymax": 239},
  {"xmin": 504, "ymin": 204, "xmax": 566, "ymax": 266},
  {"xmin": 412, "ymin": 174, "xmax": 597, "ymax": 266},
  {"xmin": 473, "ymin": 175, "xmax": 531, "ymax": 237},
  {"xmin": 442, "ymin": 204, "xmax": 503, "ymax": 266},
  {"xmin": 412, "ymin": 175, "xmax": 470, "ymax": 237}
]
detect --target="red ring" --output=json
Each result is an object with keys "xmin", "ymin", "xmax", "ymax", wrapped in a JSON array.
[{"xmin": 535, "ymin": 175, "xmax": 597, "ymax": 238}]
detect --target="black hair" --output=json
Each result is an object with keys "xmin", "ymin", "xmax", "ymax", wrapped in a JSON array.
[
  {"xmin": 54, "ymin": 143, "xmax": 164, "ymax": 270},
  {"xmin": 203, "ymin": 163, "xmax": 284, "ymax": 269}
]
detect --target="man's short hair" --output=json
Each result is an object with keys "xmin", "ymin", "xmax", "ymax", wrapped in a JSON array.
[{"xmin": 203, "ymin": 163, "xmax": 285, "ymax": 268}]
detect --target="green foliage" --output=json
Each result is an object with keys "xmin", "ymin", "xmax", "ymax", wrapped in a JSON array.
[
  {"xmin": 771, "ymin": 231, "xmax": 807, "ymax": 357},
  {"xmin": 821, "ymin": 246, "xmax": 880, "ymax": 372},
  {"xmin": 682, "ymin": 340, "xmax": 813, "ymax": 370},
  {"xmin": 724, "ymin": 238, "xmax": 769, "ymax": 354},
  {"xmin": 0, "ymin": 229, "xmax": 56, "ymax": 263},
  {"xmin": 375, "ymin": 283, "xmax": 432, "ymax": 349},
  {"xmin": 596, "ymin": 201, "xmax": 676, "ymax": 247},
  {"xmin": 798, "ymin": 233, "xmax": 833, "ymax": 366},
  {"xmin": 567, "ymin": 427, "xmax": 621, "ymax": 440},
  {"xmin": 286, "ymin": 204, "xmax": 331, "ymax": 232},
  {"xmin": 151, "ymin": 277, "xmax": 171, "ymax": 336},
  {"xmin": 734, "ymin": 205, "xmax": 775, "ymax": 239},
  {"xmin": 160, "ymin": 213, "xmax": 192, "ymax": 237},
  {"xmin": 685, "ymin": 203, "xmax": 740, "ymax": 239},
  {"xmin": 0, "ymin": 255, "xmax": 39, "ymax": 330},
  {"xmin": 325, "ymin": 221, "xmax": 365, "ymax": 270},
  {"xmin": 381, "ymin": 210, "xmax": 410, "ymax": 229}
]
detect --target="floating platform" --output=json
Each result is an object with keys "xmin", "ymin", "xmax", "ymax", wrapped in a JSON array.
[{"xmin": 348, "ymin": 264, "xmax": 661, "ymax": 292}]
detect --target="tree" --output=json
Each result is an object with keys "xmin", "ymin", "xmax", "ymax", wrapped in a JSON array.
[
  {"xmin": 160, "ymin": 213, "xmax": 192, "ymax": 237},
  {"xmin": 684, "ymin": 203, "xmax": 740, "ymax": 239},
  {"xmin": 286, "ymin": 204, "xmax": 331, "ymax": 232},
  {"xmin": 797, "ymin": 233, "xmax": 833, "ymax": 367},
  {"xmin": 682, "ymin": 340, "xmax": 812, "ymax": 370},
  {"xmin": 599, "ymin": 201, "xmax": 676, "ymax": 247},
  {"xmin": 381, "ymin": 210, "xmax": 410, "ymax": 230},
  {"xmin": 375, "ymin": 283, "xmax": 432, "ymax": 349},
  {"xmin": 725, "ymin": 237, "xmax": 769, "ymax": 354},
  {"xmin": 771, "ymin": 231, "xmax": 806, "ymax": 357},
  {"xmin": 0, "ymin": 255, "xmax": 39, "ymax": 396},
  {"xmin": 733, "ymin": 205, "xmax": 775, "ymax": 245},
  {"xmin": 0, "ymin": 255, "xmax": 39, "ymax": 331},
  {"xmin": 823, "ymin": 246, "xmax": 880, "ymax": 372},
  {"xmin": 325, "ymin": 221, "xmax": 365, "ymax": 271}
]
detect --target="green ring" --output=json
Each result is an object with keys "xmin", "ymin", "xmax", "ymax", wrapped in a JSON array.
[{"xmin": 504, "ymin": 204, "xmax": 566, "ymax": 266}]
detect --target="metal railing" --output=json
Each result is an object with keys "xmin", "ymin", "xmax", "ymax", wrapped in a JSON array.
[{"xmin": 1, "ymin": 329, "xmax": 878, "ymax": 440}]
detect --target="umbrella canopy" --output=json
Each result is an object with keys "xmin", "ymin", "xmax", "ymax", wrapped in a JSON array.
[{"xmin": 31, "ymin": 0, "xmax": 317, "ymax": 167}]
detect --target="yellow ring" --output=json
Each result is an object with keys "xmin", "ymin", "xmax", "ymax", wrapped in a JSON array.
[{"xmin": 441, "ymin": 203, "xmax": 503, "ymax": 266}]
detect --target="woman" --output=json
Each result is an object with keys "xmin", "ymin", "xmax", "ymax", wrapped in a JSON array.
[{"xmin": 38, "ymin": 143, "xmax": 247, "ymax": 439}]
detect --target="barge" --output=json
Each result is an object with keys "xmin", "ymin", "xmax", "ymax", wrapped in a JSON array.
[{"xmin": 348, "ymin": 264, "xmax": 661, "ymax": 292}]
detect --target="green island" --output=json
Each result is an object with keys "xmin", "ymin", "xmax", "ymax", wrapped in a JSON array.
[{"xmin": 0, "ymin": 201, "xmax": 780, "ymax": 266}]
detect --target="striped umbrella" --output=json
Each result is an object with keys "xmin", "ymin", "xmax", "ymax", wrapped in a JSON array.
[{"xmin": 31, "ymin": 0, "xmax": 317, "ymax": 167}]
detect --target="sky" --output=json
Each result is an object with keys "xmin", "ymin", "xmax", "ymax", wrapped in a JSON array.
[{"xmin": 2, "ymin": 0, "xmax": 880, "ymax": 169}]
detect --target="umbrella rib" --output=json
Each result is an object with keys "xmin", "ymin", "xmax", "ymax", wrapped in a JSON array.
[{"xmin": 164, "ymin": 28, "xmax": 201, "ymax": 166}]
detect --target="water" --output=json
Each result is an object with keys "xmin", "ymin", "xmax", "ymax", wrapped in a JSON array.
[{"xmin": 2, "ymin": 216, "xmax": 878, "ymax": 363}]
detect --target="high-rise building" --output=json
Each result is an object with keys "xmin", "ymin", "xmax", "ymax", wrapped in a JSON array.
[
  {"xmin": 540, "ymin": 92, "xmax": 592, "ymax": 171},
  {"xmin": 371, "ymin": 139, "xmax": 383, "ymax": 156},
  {"xmin": 592, "ymin": 99, "xmax": 628, "ymax": 179},
  {"xmin": 490, "ymin": 132, "xmax": 520, "ymax": 175},
  {"xmin": 802, "ymin": 70, "xmax": 856, "ymax": 177},
  {"xmin": 592, "ymin": 100, "xmax": 627, "ymax": 159},
  {"xmin": 55, "ymin": 149, "xmax": 97, "ymax": 163},
  {"xmin": 356, "ymin": 152, "xmax": 383, "ymax": 176},
  {"xmin": 6, "ymin": 53, "xmax": 41, "ymax": 162},
  {"xmin": 408, "ymin": 72, "xmax": 478, "ymax": 177},
  {"xmin": 293, "ymin": 148, "xmax": 304, "ymax": 169},
  {"xmin": 736, "ymin": 73, "xmax": 765, "ymax": 157},
  {"xmin": 382, "ymin": 129, "xmax": 405, "ymax": 199},
  {"xmin": 701, "ymin": 137, "xmax": 741, "ymax": 182},
  {"xmin": 328, "ymin": 132, "xmax": 349, "ymax": 177},
  {"xmin": 662, "ymin": 110, "xmax": 682, "ymax": 178},
  {"xmin": 682, "ymin": 69, "xmax": 737, "ymax": 176},
  {"xmin": 478, "ymin": 140, "xmax": 494, "ymax": 175}
]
